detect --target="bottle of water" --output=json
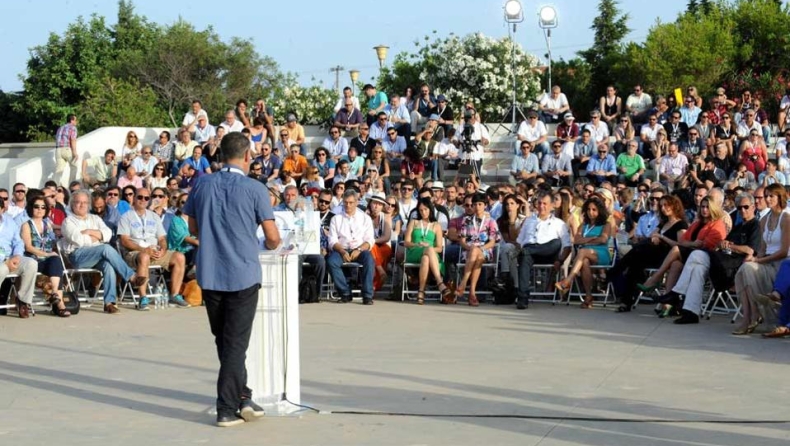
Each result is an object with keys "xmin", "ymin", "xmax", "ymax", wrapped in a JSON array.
[
  {"xmin": 157, "ymin": 283, "xmax": 169, "ymax": 309},
  {"xmin": 294, "ymin": 201, "xmax": 305, "ymax": 243},
  {"xmin": 154, "ymin": 290, "xmax": 161, "ymax": 310}
]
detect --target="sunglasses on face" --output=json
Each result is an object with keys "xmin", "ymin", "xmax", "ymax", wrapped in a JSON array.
[
  {"xmin": 107, "ymin": 192, "xmax": 119, "ymax": 197},
  {"xmin": 14, "ymin": 189, "xmax": 26, "ymax": 193},
  {"xmin": 143, "ymin": 151, "xmax": 152, "ymax": 155},
  {"xmin": 155, "ymin": 167, "xmax": 164, "ymax": 171},
  {"xmin": 136, "ymin": 195, "xmax": 151, "ymax": 201},
  {"xmin": 125, "ymin": 192, "xmax": 134, "ymax": 196},
  {"xmin": 33, "ymin": 204, "xmax": 47, "ymax": 210},
  {"xmin": 152, "ymin": 194, "xmax": 165, "ymax": 199},
  {"xmin": 650, "ymin": 197, "xmax": 661, "ymax": 202},
  {"xmin": 737, "ymin": 205, "xmax": 751, "ymax": 210}
]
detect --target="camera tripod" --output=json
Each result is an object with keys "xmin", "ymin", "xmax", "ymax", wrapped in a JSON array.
[{"xmin": 493, "ymin": 102, "xmax": 528, "ymax": 136}]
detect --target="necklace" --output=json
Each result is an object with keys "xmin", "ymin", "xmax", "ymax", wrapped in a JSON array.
[{"xmin": 764, "ymin": 211, "xmax": 781, "ymax": 244}]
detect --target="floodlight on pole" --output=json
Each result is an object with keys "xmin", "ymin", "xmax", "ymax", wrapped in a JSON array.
[
  {"xmin": 538, "ymin": 5, "xmax": 558, "ymax": 95},
  {"xmin": 495, "ymin": 0, "xmax": 528, "ymax": 136},
  {"xmin": 504, "ymin": 0, "xmax": 524, "ymax": 30}
]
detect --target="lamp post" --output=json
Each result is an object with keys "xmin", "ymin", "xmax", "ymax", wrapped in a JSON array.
[
  {"xmin": 373, "ymin": 45, "xmax": 389, "ymax": 71},
  {"xmin": 349, "ymin": 69, "xmax": 360, "ymax": 94},
  {"xmin": 538, "ymin": 5, "xmax": 558, "ymax": 95},
  {"xmin": 499, "ymin": 0, "xmax": 525, "ymax": 135}
]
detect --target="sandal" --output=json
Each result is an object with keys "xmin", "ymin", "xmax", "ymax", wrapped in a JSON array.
[
  {"xmin": 580, "ymin": 298, "xmax": 594, "ymax": 309},
  {"xmin": 47, "ymin": 294, "xmax": 71, "ymax": 318},
  {"xmin": 746, "ymin": 317, "xmax": 763, "ymax": 334},
  {"xmin": 468, "ymin": 293, "xmax": 479, "ymax": 307},
  {"xmin": 555, "ymin": 281, "xmax": 570, "ymax": 295},
  {"xmin": 416, "ymin": 291, "xmax": 425, "ymax": 306},
  {"xmin": 762, "ymin": 326, "xmax": 790, "ymax": 338}
]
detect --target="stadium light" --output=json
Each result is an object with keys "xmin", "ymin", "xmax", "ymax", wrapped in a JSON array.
[
  {"xmin": 504, "ymin": 0, "xmax": 524, "ymax": 26},
  {"xmin": 538, "ymin": 5, "xmax": 558, "ymax": 94}
]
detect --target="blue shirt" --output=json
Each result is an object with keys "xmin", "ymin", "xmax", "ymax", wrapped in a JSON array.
[
  {"xmin": 185, "ymin": 156, "xmax": 211, "ymax": 173},
  {"xmin": 254, "ymin": 154, "xmax": 282, "ymax": 179},
  {"xmin": 111, "ymin": 200, "xmax": 131, "ymax": 216},
  {"xmin": 511, "ymin": 153, "xmax": 540, "ymax": 174},
  {"xmin": 586, "ymin": 154, "xmax": 617, "ymax": 175},
  {"xmin": 367, "ymin": 91, "xmax": 388, "ymax": 114},
  {"xmin": 311, "ymin": 158, "xmax": 336, "ymax": 178},
  {"xmin": 183, "ymin": 165, "xmax": 275, "ymax": 291},
  {"xmin": 0, "ymin": 215, "xmax": 24, "ymax": 261},
  {"xmin": 636, "ymin": 211, "xmax": 659, "ymax": 238}
]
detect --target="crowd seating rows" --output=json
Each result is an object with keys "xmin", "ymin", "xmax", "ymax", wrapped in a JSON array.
[{"xmin": 4, "ymin": 83, "xmax": 790, "ymax": 338}]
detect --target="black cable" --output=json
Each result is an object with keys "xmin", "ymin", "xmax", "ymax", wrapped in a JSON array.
[{"xmin": 323, "ymin": 410, "xmax": 790, "ymax": 424}]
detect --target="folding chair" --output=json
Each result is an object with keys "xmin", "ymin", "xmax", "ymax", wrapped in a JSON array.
[
  {"xmin": 401, "ymin": 242, "xmax": 446, "ymax": 301},
  {"xmin": 56, "ymin": 239, "xmax": 104, "ymax": 306},
  {"xmin": 568, "ymin": 238, "xmax": 619, "ymax": 307},
  {"xmin": 455, "ymin": 244, "xmax": 500, "ymax": 300},
  {"xmin": 326, "ymin": 262, "xmax": 363, "ymax": 301},
  {"xmin": 532, "ymin": 254, "xmax": 571, "ymax": 304},
  {"xmin": 702, "ymin": 288, "xmax": 741, "ymax": 321},
  {"xmin": 0, "ymin": 273, "xmax": 20, "ymax": 312},
  {"xmin": 115, "ymin": 241, "xmax": 166, "ymax": 306}
]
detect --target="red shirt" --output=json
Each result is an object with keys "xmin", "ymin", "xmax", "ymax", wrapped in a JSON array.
[{"xmin": 49, "ymin": 208, "xmax": 66, "ymax": 226}]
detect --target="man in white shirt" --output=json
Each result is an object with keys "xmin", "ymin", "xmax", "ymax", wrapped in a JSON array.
[
  {"xmin": 333, "ymin": 86, "xmax": 361, "ymax": 113},
  {"xmin": 322, "ymin": 126, "xmax": 349, "ymax": 161},
  {"xmin": 453, "ymin": 108, "xmax": 490, "ymax": 175},
  {"xmin": 626, "ymin": 84, "xmax": 653, "ymax": 124},
  {"xmin": 679, "ymin": 96, "xmax": 701, "ymax": 127},
  {"xmin": 117, "ymin": 188, "xmax": 188, "ymax": 310},
  {"xmin": 584, "ymin": 110, "xmax": 610, "ymax": 145},
  {"xmin": 385, "ymin": 95, "xmax": 412, "ymax": 138},
  {"xmin": 182, "ymin": 100, "xmax": 208, "ymax": 133},
  {"xmin": 659, "ymin": 143, "xmax": 689, "ymax": 190},
  {"xmin": 515, "ymin": 189, "xmax": 571, "ymax": 310},
  {"xmin": 326, "ymin": 190, "xmax": 376, "ymax": 304},
  {"xmin": 736, "ymin": 109, "xmax": 763, "ymax": 150},
  {"xmin": 639, "ymin": 114, "xmax": 662, "ymax": 154},
  {"xmin": 515, "ymin": 111, "xmax": 549, "ymax": 157},
  {"xmin": 778, "ymin": 89, "xmax": 790, "ymax": 130},
  {"xmin": 0, "ymin": 199, "xmax": 38, "ymax": 319},
  {"xmin": 538, "ymin": 85, "xmax": 570, "ymax": 124},
  {"xmin": 62, "ymin": 190, "xmax": 147, "ymax": 314},
  {"xmin": 131, "ymin": 146, "xmax": 158, "ymax": 179},
  {"xmin": 220, "ymin": 110, "xmax": 244, "ymax": 133},
  {"xmin": 193, "ymin": 115, "xmax": 216, "ymax": 145}
]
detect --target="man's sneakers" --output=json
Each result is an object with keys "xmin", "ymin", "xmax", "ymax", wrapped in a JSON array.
[
  {"xmin": 169, "ymin": 294, "xmax": 190, "ymax": 308},
  {"xmin": 239, "ymin": 399, "xmax": 265, "ymax": 421},
  {"xmin": 216, "ymin": 400, "xmax": 265, "ymax": 427},
  {"xmin": 216, "ymin": 412, "xmax": 245, "ymax": 428},
  {"xmin": 136, "ymin": 297, "xmax": 150, "ymax": 311}
]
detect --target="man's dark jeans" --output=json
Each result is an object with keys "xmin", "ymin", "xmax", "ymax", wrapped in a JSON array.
[
  {"xmin": 203, "ymin": 283, "xmax": 260, "ymax": 416},
  {"xmin": 517, "ymin": 239, "xmax": 562, "ymax": 306}
]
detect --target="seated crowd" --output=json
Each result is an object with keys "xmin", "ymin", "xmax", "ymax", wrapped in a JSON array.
[{"xmin": 4, "ymin": 82, "xmax": 790, "ymax": 339}]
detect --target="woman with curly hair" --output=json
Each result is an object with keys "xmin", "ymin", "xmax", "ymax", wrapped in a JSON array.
[{"xmin": 556, "ymin": 197, "xmax": 613, "ymax": 308}]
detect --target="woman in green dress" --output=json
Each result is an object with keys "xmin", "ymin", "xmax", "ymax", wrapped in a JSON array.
[{"xmin": 404, "ymin": 198, "xmax": 450, "ymax": 305}]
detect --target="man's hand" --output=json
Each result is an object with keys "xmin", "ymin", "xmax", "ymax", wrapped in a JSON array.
[
  {"xmin": 342, "ymin": 250, "xmax": 353, "ymax": 263},
  {"xmin": 350, "ymin": 249, "xmax": 362, "ymax": 261},
  {"xmin": 81, "ymin": 229, "xmax": 102, "ymax": 241},
  {"xmin": 6, "ymin": 256, "xmax": 21, "ymax": 272}
]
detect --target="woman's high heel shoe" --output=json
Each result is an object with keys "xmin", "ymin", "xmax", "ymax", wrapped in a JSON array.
[{"xmin": 416, "ymin": 291, "xmax": 425, "ymax": 306}]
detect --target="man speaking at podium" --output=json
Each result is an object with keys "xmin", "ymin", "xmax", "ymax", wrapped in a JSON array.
[{"xmin": 183, "ymin": 132, "xmax": 281, "ymax": 427}]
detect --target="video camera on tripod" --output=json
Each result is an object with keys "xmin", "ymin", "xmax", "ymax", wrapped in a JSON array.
[{"xmin": 460, "ymin": 109, "xmax": 480, "ymax": 154}]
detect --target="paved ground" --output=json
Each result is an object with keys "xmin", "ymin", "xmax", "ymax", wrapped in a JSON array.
[{"xmin": 0, "ymin": 297, "xmax": 788, "ymax": 446}]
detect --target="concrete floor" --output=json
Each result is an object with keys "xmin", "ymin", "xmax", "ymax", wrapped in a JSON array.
[{"xmin": 0, "ymin": 298, "xmax": 788, "ymax": 446}]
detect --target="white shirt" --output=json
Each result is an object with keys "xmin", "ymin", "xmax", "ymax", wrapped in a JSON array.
[
  {"xmin": 327, "ymin": 208, "xmax": 375, "ymax": 250},
  {"xmin": 640, "ymin": 124, "xmax": 661, "ymax": 142},
  {"xmin": 452, "ymin": 122, "xmax": 489, "ymax": 161},
  {"xmin": 132, "ymin": 156, "xmax": 157, "ymax": 176},
  {"xmin": 117, "ymin": 209, "xmax": 166, "ymax": 248},
  {"xmin": 660, "ymin": 154, "xmax": 689, "ymax": 176},
  {"xmin": 6, "ymin": 203, "xmax": 25, "ymax": 218},
  {"xmin": 539, "ymin": 93, "xmax": 569, "ymax": 114},
  {"xmin": 516, "ymin": 120, "xmax": 548, "ymax": 143},
  {"xmin": 736, "ymin": 120, "xmax": 762, "ymax": 139},
  {"xmin": 626, "ymin": 93, "xmax": 652, "ymax": 114},
  {"xmin": 220, "ymin": 120, "xmax": 244, "ymax": 133},
  {"xmin": 584, "ymin": 121, "xmax": 610, "ymax": 143},
  {"xmin": 516, "ymin": 214, "xmax": 571, "ymax": 248},
  {"xmin": 434, "ymin": 138, "xmax": 459, "ymax": 158},
  {"xmin": 383, "ymin": 136, "xmax": 407, "ymax": 156},
  {"xmin": 61, "ymin": 214, "xmax": 114, "ymax": 255},
  {"xmin": 322, "ymin": 136, "xmax": 349, "ymax": 158},
  {"xmin": 182, "ymin": 109, "xmax": 208, "ymax": 127},
  {"xmin": 334, "ymin": 96, "xmax": 361, "ymax": 113}
]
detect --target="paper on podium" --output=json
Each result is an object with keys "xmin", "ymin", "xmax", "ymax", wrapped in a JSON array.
[{"xmin": 256, "ymin": 211, "xmax": 320, "ymax": 255}]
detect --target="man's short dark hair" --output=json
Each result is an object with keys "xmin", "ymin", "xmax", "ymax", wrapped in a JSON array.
[
  {"xmin": 104, "ymin": 149, "xmax": 116, "ymax": 157},
  {"xmin": 192, "ymin": 100, "xmax": 202, "ymax": 107},
  {"xmin": 220, "ymin": 132, "xmax": 250, "ymax": 162},
  {"xmin": 236, "ymin": 99, "xmax": 248, "ymax": 107},
  {"xmin": 66, "ymin": 114, "xmax": 77, "ymax": 123},
  {"xmin": 581, "ymin": 128, "xmax": 591, "ymax": 135}
]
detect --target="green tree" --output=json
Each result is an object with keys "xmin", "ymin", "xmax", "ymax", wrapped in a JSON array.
[
  {"xmin": 686, "ymin": 0, "xmax": 699, "ymax": 15},
  {"xmin": 577, "ymin": 0, "xmax": 630, "ymax": 113},
  {"xmin": 546, "ymin": 58, "xmax": 593, "ymax": 119},
  {"xmin": 628, "ymin": 7, "xmax": 737, "ymax": 99},
  {"xmin": 0, "ymin": 90, "xmax": 31, "ymax": 143},
  {"xmin": 15, "ymin": 14, "xmax": 115, "ymax": 140},
  {"xmin": 77, "ymin": 76, "xmax": 168, "ymax": 130}
]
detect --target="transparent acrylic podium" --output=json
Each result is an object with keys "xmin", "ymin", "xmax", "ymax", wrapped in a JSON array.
[{"xmin": 246, "ymin": 210, "xmax": 320, "ymax": 416}]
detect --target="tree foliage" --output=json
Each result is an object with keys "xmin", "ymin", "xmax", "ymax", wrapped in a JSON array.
[{"xmin": 11, "ymin": 0, "xmax": 295, "ymax": 141}]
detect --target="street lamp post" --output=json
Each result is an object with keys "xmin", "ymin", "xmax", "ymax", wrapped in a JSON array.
[
  {"xmin": 538, "ymin": 5, "xmax": 558, "ymax": 95},
  {"xmin": 373, "ymin": 45, "xmax": 389, "ymax": 71},
  {"xmin": 349, "ymin": 69, "xmax": 360, "ymax": 94}
]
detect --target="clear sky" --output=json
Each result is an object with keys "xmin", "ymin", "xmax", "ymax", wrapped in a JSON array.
[{"xmin": 0, "ymin": 0, "xmax": 690, "ymax": 93}]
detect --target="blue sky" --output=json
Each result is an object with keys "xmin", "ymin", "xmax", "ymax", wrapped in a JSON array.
[{"xmin": 0, "ymin": 0, "xmax": 690, "ymax": 93}]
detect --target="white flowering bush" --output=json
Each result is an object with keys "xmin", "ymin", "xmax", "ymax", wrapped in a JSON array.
[
  {"xmin": 416, "ymin": 33, "xmax": 542, "ymax": 121},
  {"xmin": 270, "ymin": 83, "xmax": 336, "ymax": 125}
]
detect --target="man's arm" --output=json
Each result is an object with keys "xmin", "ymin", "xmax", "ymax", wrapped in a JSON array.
[{"xmin": 260, "ymin": 219, "xmax": 280, "ymax": 250}]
